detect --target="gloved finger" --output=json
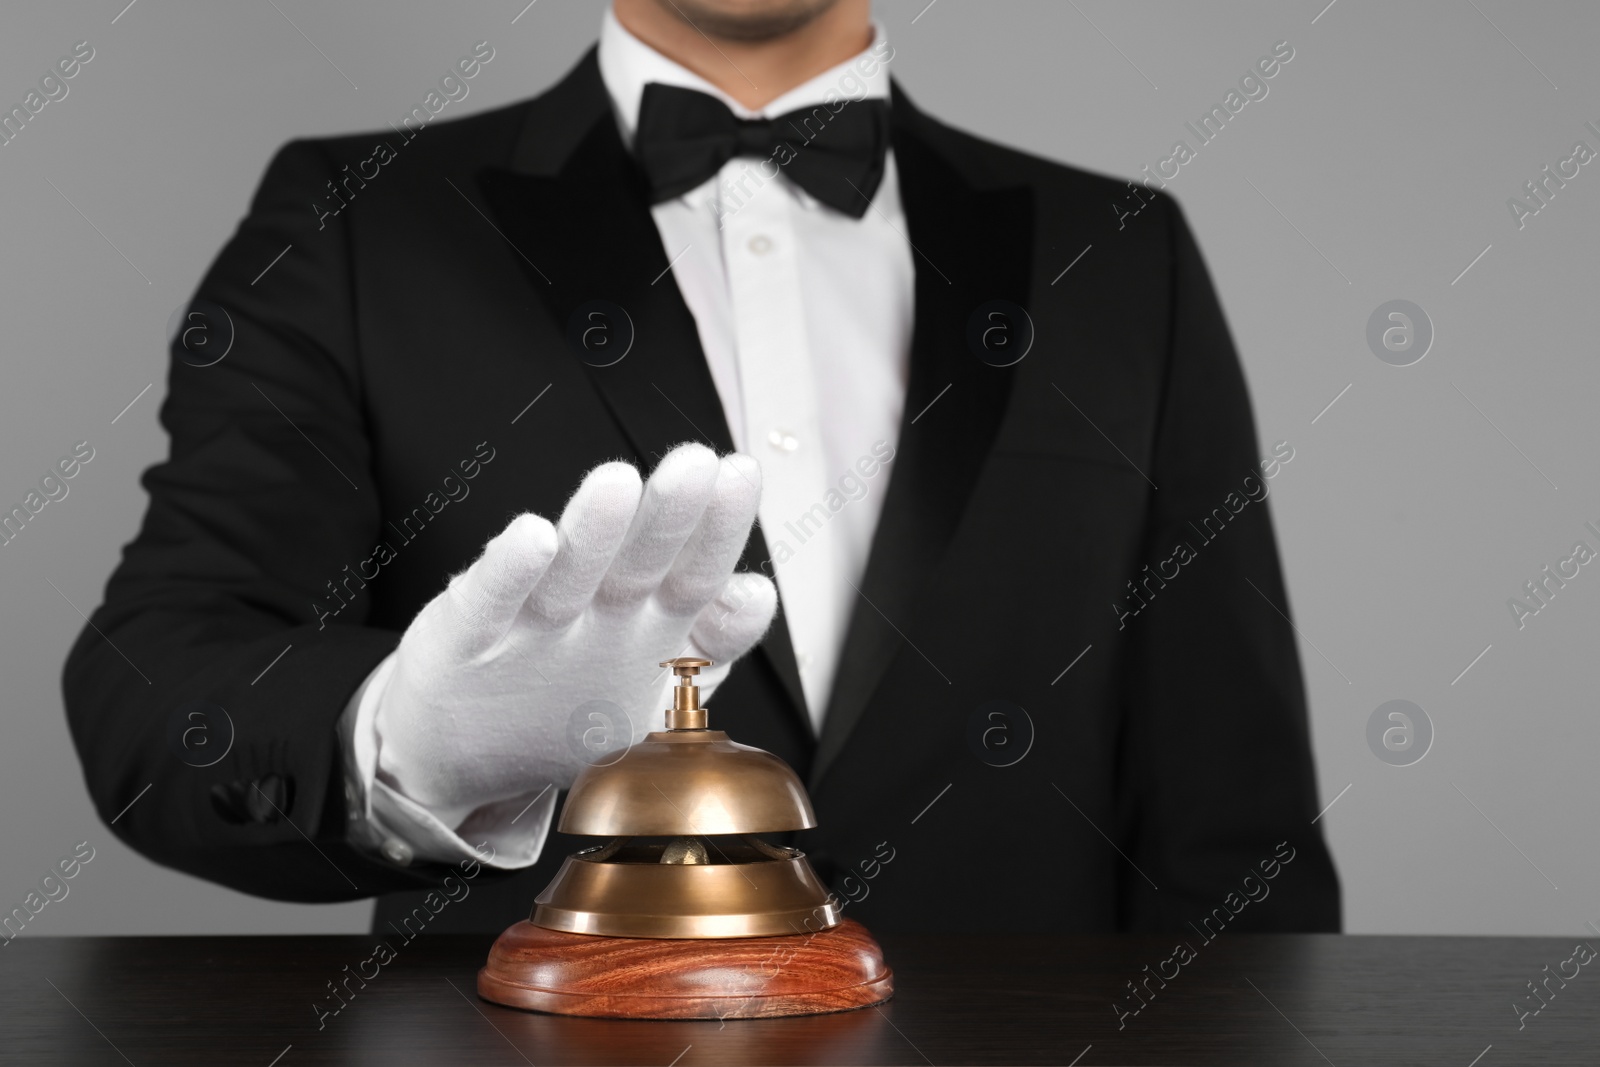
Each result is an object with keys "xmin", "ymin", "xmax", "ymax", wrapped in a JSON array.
[
  {"xmin": 525, "ymin": 460, "xmax": 642, "ymax": 628},
  {"xmin": 659, "ymin": 453, "xmax": 762, "ymax": 617},
  {"xmin": 688, "ymin": 572, "xmax": 779, "ymax": 662},
  {"xmin": 595, "ymin": 442, "xmax": 718, "ymax": 610},
  {"xmin": 438, "ymin": 512, "xmax": 558, "ymax": 654}
]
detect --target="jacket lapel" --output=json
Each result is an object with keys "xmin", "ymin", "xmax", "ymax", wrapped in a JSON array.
[
  {"xmin": 473, "ymin": 49, "xmax": 811, "ymax": 730},
  {"xmin": 810, "ymin": 83, "xmax": 1036, "ymax": 788}
]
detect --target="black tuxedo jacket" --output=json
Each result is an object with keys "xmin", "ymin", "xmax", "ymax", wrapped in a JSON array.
[{"xmin": 64, "ymin": 49, "xmax": 1339, "ymax": 934}]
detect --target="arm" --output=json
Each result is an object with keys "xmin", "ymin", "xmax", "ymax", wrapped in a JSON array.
[
  {"xmin": 1115, "ymin": 199, "xmax": 1340, "ymax": 931},
  {"xmin": 64, "ymin": 139, "xmax": 778, "ymax": 901},
  {"xmin": 63, "ymin": 139, "xmax": 451, "ymax": 900}
]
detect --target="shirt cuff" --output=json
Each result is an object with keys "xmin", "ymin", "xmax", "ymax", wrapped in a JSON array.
[{"xmin": 336, "ymin": 652, "xmax": 557, "ymax": 870}]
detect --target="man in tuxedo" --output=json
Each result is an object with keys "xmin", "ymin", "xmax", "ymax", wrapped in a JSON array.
[{"xmin": 65, "ymin": 0, "xmax": 1339, "ymax": 935}]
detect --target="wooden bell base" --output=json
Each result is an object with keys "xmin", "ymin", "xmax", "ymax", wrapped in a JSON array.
[{"xmin": 478, "ymin": 917, "xmax": 893, "ymax": 1019}]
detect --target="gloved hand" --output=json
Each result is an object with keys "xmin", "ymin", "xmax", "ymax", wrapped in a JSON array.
[{"xmin": 371, "ymin": 442, "xmax": 777, "ymax": 826}]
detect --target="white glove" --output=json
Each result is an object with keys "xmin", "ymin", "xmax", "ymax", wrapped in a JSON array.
[{"xmin": 370, "ymin": 443, "xmax": 778, "ymax": 827}]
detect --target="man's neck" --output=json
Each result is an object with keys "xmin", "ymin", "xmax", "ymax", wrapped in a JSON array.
[{"xmin": 612, "ymin": 0, "xmax": 872, "ymax": 110}]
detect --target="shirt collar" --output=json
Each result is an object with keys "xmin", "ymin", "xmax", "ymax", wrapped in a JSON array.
[{"xmin": 597, "ymin": 5, "xmax": 892, "ymax": 148}]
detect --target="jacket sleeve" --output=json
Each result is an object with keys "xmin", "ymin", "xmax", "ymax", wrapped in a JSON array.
[
  {"xmin": 63, "ymin": 139, "xmax": 466, "ymax": 900},
  {"xmin": 1115, "ymin": 198, "xmax": 1341, "ymax": 931}
]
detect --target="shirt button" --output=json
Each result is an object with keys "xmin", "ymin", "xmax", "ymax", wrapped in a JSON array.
[
  {"xmin": 748, "ymin": 234, "xmax": 774, "ymax": 255},
  {"xmin": 767, "ymin": 428, "xmax": 799, "ymax": 452},
  {"xmin": 380, "ymin": 837, "xmax": 414, "ymax": 867},
  {"xmin": 796, "ymin": 650, "xmax": 813, "ymax": 670}
]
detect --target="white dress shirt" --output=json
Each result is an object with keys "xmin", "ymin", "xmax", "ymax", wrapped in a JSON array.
[
  {"xmin": 341, "ymin": 7, "xmax": 912, "ymax": 869},
  {"xmin": 598, "ymin": 8, "xmax": 913, "ymax": 724}
]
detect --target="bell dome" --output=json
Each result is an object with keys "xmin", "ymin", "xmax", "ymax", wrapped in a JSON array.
[
  {"xmin": 557, "ymin": 658, "xmax": 816, "ymax": 837},
  {"xmin": 558, "ymin": 730, "xmax": 817, "ymax": 837}
]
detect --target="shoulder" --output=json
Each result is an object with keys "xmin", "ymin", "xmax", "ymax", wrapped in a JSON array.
[
  {"xmin": 890, "ymin": 81, "xmax": 1196, "ymax": 267},
  {"xmin": 260, "ymin": 97, "xmax": 530, "ymax": 191},
  {"xmin": 892, "ymin": 83, "xmax": 1142, "ymax": 207},
  {"xmin": 254, "ymin": 47, "xmax": 604, "ymax": 207}
]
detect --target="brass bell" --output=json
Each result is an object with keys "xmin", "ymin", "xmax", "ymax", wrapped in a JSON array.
[{"xmin": 478, "ymin": 657, "xmax": 893, "ymax": 1019}]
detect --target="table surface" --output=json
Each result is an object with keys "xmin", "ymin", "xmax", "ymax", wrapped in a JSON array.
[{"xmin": 4, "ymin": 932, "xmax": 1597, "ymax": 1065}]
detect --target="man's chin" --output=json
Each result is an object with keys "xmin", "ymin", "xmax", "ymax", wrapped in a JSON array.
[{"xmin": 657, "ymin": 0, "xmax": 841, "ymax": 42}]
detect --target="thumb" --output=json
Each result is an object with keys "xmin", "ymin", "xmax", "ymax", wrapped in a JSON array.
[{"xmin": 436, "ymin": 512, "xmax": 558, "ymax": 654}]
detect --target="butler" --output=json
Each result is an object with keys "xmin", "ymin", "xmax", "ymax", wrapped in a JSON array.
[{"xmin": 65, "ymin": 0, "xmax": 1339, "ymax": 936}]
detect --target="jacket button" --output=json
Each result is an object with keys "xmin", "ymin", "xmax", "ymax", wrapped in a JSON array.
[
  {"xmin": 211, "ymin": 775, "xmax": 296, "ymax": 825},
  {"xmin": 245, "ymin": 774, "xmax": 293, "ymax": 823}
]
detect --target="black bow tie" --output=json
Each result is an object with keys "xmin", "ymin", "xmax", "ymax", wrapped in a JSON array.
[{"xmin": 632, "ymin": 82, "xmax": 890, "ymax": 219}]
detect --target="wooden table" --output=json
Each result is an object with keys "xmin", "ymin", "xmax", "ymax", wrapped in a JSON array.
[{"xmin": 5, "ymin": 933, "xmax": 1597, "ymax": 1064}]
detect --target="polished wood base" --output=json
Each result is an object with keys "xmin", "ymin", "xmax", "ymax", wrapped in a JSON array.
[{"xmin": 478, "ymin": 917, "xmax": 893, "ymax": 1019}]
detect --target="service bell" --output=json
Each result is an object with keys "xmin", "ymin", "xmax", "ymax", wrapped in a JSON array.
[{"xmin": 478, "ymin": 657, "xmax": 893, "ymax": 1019}]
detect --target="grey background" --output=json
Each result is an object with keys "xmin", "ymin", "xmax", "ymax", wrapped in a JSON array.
[{"xmin": 2, "ymin": 0, "xmax": 1595, "ymax": 938}]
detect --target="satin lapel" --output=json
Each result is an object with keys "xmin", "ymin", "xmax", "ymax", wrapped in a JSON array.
[
  {"xmin": 473, "ymin": 50, "xmax": 810, "ymax": 729},
  {"xmin": 810, "ymin": 86, "xmax": 1036, "ymax": 789}
]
